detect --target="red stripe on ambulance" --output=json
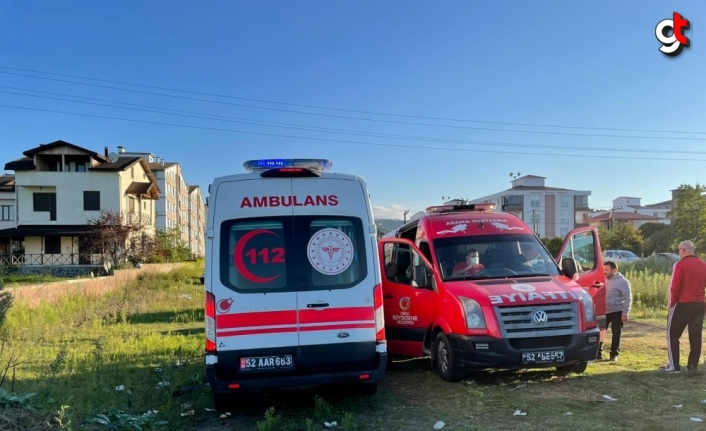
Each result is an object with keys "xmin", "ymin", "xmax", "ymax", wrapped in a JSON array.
[
  {"xmin": 299, "ymin": 307, "xmax": 374, "ymax": 324},
  {"xmin": 216, "ymin": 310, "xmax": 297, "ymax": 329}
]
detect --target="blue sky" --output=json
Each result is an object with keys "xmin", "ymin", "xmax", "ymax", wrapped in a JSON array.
[{"xmin": 1, "ymin": 1, "xmax": 704, "ymax": 219}]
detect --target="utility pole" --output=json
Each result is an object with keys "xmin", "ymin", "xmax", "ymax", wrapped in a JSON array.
[{"xmin": 403, "ymin": 210, "xmax": 409, "ymax": 224}]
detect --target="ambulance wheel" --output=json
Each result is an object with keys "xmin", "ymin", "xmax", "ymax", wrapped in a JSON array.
[
  {"xmin": 213, "ymin": 391, "xmax": 237, "ymax": 413},
  {"xmin": 556, "ymin": 361, "xmax": 588, "ymax": 374},
  {"xmin": 435, "ymin": 332, "xmax": 465, "ymax": 382}
]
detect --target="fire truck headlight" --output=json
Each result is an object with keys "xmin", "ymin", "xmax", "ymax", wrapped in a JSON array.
[
  {"xmin": 581, "ymin": 290, "xmax": 596, "ymax": 323},
  {"xmin": 459, "ymin": 297, "xmax": 486, "ymax": 329}
]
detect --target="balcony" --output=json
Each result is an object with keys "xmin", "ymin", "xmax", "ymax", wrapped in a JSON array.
[
  {"xmin": 502, "ymin": 195, "xmax": 523, "ymax": 210},
  {"xmin": 123, "ymin": 212, "xmax": 152, "ymax": 226},
  {"xmin": 574, "ymin": 196, "xmax": 590, "ymax": 210}
]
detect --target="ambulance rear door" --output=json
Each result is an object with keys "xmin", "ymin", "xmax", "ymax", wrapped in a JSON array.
[
  {"xmin": 211, "ymin": 176, "xmax": 300, "ymax": 374},
  {"xmin": 292, "ymin": 176, "xmax": 379, "ymax": 374}
]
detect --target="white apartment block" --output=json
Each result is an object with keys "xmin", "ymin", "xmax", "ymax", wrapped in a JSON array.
[
  {"xmin": 467, "ymin": 175, "xmax": 591, "ymax": 238},
  {"xmin": 119, "ymin": 147, "xmax": 206, "ymax": 257}
]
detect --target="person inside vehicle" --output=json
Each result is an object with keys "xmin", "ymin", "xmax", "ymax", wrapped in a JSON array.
[
  {"xmin": 385, "ymin": 261, "xmax": 398, "ymax": 280},
  {"xmin": 452, "ymin": 249, "xmax": 485, "ymax": 276},
  {"xmin": 510, "ymin": 243, "xmax": 542, "ymax": 271}
]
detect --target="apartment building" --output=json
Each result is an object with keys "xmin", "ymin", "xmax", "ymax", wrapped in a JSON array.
[
  {"xmin": 588, "ymin": 196, "xmax": 671, "ymax": 228},
  {"xmin": 119, "ymin": 147, "xmax": 206, "ymax": 257},
  {"xmin": 467, "ymin": 175, "xmax": 592, "ymax": 238},
  {"xmin": 188, "ymin": 185, "xmax": 206, "ymax": 256},
  {"xmin": 0, "ymin": 140, "xmax": 159, "ymax": 267}
]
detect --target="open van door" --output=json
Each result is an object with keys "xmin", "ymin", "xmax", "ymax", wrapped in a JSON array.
[
  {"xmin": 556, "ymin": 226, "xmax": 605, "ymax": 317},
  {"xmin": 378, "ymin": 238, "xmax": 437, "ymax": 357}
]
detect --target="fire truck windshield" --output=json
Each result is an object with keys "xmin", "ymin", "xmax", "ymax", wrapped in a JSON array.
[{"xmin": 433, "ymin": 234, "xmax": 561, "ymax": 281}]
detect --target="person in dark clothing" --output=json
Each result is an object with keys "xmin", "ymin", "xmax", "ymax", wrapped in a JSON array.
[
  {"xmin": 600, "ymin": 261, "xmax": 632, "ymax": 361},
  {"xmin": 663, "ymin": 240, "xmax": 706, "ymax": 374}
]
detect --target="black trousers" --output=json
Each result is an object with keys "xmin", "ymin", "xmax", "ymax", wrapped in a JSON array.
[
  {"xmin": 605, "ymin": 311, "xmax": 623, "ymax": 358},
  {"xmin": 667, "ymin": 302, "xmax": 706, "ymax": 371}
]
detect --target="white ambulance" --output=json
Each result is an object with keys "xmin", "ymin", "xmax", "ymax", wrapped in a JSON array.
[{"xmin": 203, "ymin": 159, "xmax": 387, "ymax": 410}]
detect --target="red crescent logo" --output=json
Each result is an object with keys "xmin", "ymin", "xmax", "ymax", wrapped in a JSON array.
[{"xmin": 233, "ymin": 229, "xmax": 282, "ymax": 283}]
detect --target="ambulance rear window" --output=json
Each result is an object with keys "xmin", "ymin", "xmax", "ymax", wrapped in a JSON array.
[
  {"xmin": 220, "ymin": 216, "xmax": 367, "ymax": 293},
  {"xmin": 224, "ymin": 220, "xmax": 288, "ymax": 291}
]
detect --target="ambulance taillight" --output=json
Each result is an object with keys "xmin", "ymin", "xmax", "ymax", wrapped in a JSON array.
[
  {"xmin": 205, "ymin": 291, "xmax": 217, "ymax": 353},
  {"xmin": 373, "ymin": 283, "xmax": 386, "ymax": 343}
]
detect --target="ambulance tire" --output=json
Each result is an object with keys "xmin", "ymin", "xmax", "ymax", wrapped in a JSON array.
[
  {"xmin": 435, "ymin": 332, "xmax": 465, "ymax": 382},
  {"xmin": 556, "ymin": 361, "xmax": 588, "ymax": 374},
  {"xmin": 213, "ymin": 391, "xmax": 237, "ymax": 413}
]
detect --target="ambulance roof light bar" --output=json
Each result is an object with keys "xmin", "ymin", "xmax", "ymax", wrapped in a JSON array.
[
  {"xmin": 426, "ymin": 203, "xmax": 497, "ymax": 215},
  {"xmin": 243, "ymin": 159, "xmax": 333, "ymax": 173}
]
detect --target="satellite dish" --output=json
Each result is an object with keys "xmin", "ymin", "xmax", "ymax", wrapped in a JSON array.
[{"xmin": 108, "ymin": 152, "xmax": 119, "ymax": 163}]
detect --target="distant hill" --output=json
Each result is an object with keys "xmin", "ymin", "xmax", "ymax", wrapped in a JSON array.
[{"xmin": 375, "ymin": 218, "xmax": 404, "ymax": 235}]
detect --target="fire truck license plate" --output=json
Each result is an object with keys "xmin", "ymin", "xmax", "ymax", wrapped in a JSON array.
[
  {"xmin": 240, "ymin": 355, "xmax": 294, "ymax": 372},
  {"xmin": 522, "ymin": 350, "xmax": 564, "ymax": 364}
]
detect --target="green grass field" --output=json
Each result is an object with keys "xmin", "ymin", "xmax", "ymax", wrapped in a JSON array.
[{"xmin": 2, "ymin": 259, "xmax": 702, "ymax": 431}]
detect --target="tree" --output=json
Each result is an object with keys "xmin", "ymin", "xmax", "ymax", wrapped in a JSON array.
[
  {"xmin": 638, "ymin": 222, "xmax": 669, "ymax": 240},
  {"xmin": 667, "ymin": 184, "xmax": 706, "ymax": 253},
  {"xmin": 540, "ymin": 237, "xmax": 564, "ymax": 257},
  {"xmin": 86, "ymin": 210, "xmax": 155, "ymax": 267},
  {"xmin": 597, "ymin": 223, "xmax": 644, "ymax": 254},
  {"xmin": 151, "ymin": 227, "xmax": 192, "ymax": 262},
  {"xmin": 642, "ymin": 225, "xmax": 676, "ymax": 255}
]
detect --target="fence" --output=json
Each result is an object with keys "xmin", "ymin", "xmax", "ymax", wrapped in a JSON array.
[{"xmin": 0, "ymin": 253, "xmax": 104, "ymax": 266}]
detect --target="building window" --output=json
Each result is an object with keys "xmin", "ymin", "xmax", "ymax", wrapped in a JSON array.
[
  {"xmin": 143, "ymin": 201, "xmax": 147, "ymax": 210},
  {"xmin": 77, "ymin": 163, "xmax": 86, "ymax": 172},
  {"xmin": 45, "ymin": 237, "xmax": 61, "ymax": 254},
  {"xmin": 560, "ymin": 196, "xmax": 570, "ymax": 208},
  {"xmin": 574, "ymin": 195, "xmax": 589, "ymax": 207},
  {"xmin": 560, "ymin": 227, "xmax": 569, "ymax": 236},
  {"xmin": 0, "ymin": 205, "xmax": 13, "ymax": 221},
  {"xmin": 531, "ymin": 196, "xmax": 540, "ymax": 208},
  {"xmin": 33, "ymin": 192, "xmax": 57, "ymax": 221},
  {"xmin": 560, "ymin": 212, "xmax": 569, "ymax": 224},
  {"xmin": 653, "ymin": 212, "xmax": 658, "ymax": 217},
  {"xmin": 83, "ymin": 191, "xmax": 101, "ymax": 211}
]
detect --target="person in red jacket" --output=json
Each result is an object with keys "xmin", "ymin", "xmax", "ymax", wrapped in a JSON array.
[{"xmin": 663, "ymin": 240, "xmax": 706, "ymax": 373}]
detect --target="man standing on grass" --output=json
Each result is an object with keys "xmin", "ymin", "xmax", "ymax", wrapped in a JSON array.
[
  {"xmin": 663, "ymin": 240, "xmax": 706, "ymax": 374},
  {"xmin": 601, "ymin": 261, "xmax": 632, "ymax": 362}
]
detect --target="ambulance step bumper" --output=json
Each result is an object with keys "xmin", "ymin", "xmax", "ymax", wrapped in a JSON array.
[{"xmin": 207, "ymin": 352, "xmax": 387, "ymax": 393}]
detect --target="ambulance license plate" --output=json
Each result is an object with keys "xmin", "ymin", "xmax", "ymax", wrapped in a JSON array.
[
  {"xmin": 522, "ymin": 350, "xmax": 564, "ymax": 364},
  {"xmin": 240, "ymin": 355, "xmax": 294, "ymax": 372}
]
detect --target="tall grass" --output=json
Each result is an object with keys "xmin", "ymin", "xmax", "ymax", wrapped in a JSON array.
[
  {"xmin": 620, "ymin": 259, "xmax": 672, "ymax": 318},
  {"xmin": 1, "ymin": 262, "xmax": 208, "ymax": 430}
]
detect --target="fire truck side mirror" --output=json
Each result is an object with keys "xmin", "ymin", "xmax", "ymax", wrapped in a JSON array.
[{"xmin": 560, "ymin": 258, "xmax": 579, "ymax": 280}]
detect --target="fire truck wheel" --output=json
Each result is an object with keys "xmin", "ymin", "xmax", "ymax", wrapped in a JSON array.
[
  {"xmin": 556, "ymin": 361, "xmax": 588, "ymax": 374},
  {"xmin": 213, "ymin": 391, "xmax": 237, "ymax": 413},
  {"xmin": 435, "ymin": 332, "xmax": 465, "ymax": 382}
]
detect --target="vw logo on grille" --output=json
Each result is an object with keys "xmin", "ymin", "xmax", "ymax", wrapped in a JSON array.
[{"xmin": 533, "ymin": 310, "xmax": 548, "ymax": 324}]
